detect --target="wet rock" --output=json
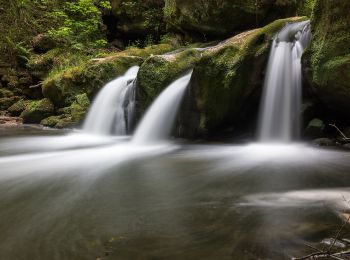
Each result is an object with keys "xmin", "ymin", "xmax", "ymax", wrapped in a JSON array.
[
  {"xmin": 20, "ymin": 98, "xmax": 55, "ymax": 124},
  {"xmin": 312, "ymin": 138, "xmax": 335, "ymax": 147},
  {"xmin": 41, "ymin": 115, "xmax": 76, "ymax": 129},
  {"xmin": 321, "ymin": 238, "xmax": 346, "ymax": 249},
  {"xmin": 304, "ymin": 118, "xmax": 325, "ymax": 139}
]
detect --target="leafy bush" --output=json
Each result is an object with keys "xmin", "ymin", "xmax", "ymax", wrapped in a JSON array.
[{"xmin": 47, "ymin": 0, "xmax": 111, "ymax": 48}]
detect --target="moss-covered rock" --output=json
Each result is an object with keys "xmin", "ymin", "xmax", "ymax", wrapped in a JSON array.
[
  {"xmin": 41, "ymin": 115, "xmax": 76, "ymax": 128},
  {"xmin": 303, "ymin": 0, "xmax": 350, "ymax": 113},
  {"xmin": 8, "ymin": 99, "xmax": 31, "ymax": 116},
  {"xmin": 136, "ymin": 48, "xmax": 201, "ymax": 114},
  {"xmin": 110, "ymin": 0, "xmax": 165, "ymax": 39},
  {"xmin": 0, "ymin": 96, "xmax": 21, "ymax": 110},
  {"xmin": 304, "ymin": 118, "xmax": 325, "ymax": 139},
  {"xmin": 42, "ymin": 55, "xmax": 143, "ymax": 108},
  {"xmin": 179, "ymin": 17, "xmax": 307, "ymax": 137},
  {"xmin": 20, "ymin": 98, "xmax": 54, "ymax": 124},
  {"xmin": 41, "ymin": 93, "xmax": 90, "ymax": 128},
  {"xmin": 164, "ymin": 0, "xmax": 305, "ymax": 40},
  {"xmin": 0, "ymin": 88, "xmax": 14, "ymax": 98},
  {"xmin": 41, "ymin": 44, "xmax": 174, "ymax": 108}
]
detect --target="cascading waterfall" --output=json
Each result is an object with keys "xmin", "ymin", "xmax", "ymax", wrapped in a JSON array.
[
  {"xmin": 132, "ymin": 72, "xmax": 192, "ymax": 144},
  {"xmin": 258, "ymin": 21, "xmax": 311, "ymax": 142},
  {"xmin": 83, "ymin": 66, "xmax": 139, "ymax": 135}
]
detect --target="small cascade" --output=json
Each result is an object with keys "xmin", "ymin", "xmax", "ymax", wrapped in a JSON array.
[
  {"xmin": 83, "ymin": 66, "xmax": 139, "ymax": 135},
  {"xmin": 132, "ymin": 72, "xmax": 192, "ymax": 144},
  {"xmin": 258, "ymin": 20, "xmax": 311, "ymax": 142}
]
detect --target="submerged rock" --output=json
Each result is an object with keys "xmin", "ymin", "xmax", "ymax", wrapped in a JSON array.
[{"xmin": 312, "ymin": 138, "xmax": 335, "ymax": 147}]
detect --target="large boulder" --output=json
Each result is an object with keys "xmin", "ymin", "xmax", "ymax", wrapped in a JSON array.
[
  {"xmin": 179, "ymin": 17, "xmax": 307, "ymax": 137},
  {"xmin": 304, "ymin": 0, "xmax": 350, "ymax": 114},
  {"xmin": 164, "ymin": 0, "xmax": 306, "ymax": 40}
]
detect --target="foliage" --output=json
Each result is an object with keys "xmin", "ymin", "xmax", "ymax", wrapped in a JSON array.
[
  {"xmin": 47, "ymin": 0, "xmax": 111, "ymax": 49},
  {"xmin": 0, "ymin": 0, "xmax": 59, "ymax": 65}
]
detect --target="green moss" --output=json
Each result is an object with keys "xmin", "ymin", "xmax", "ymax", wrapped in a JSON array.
[
  {"xmin": 8, "ymin": 99, "xmax": 31, "ymax": 116},
  {"xmin": 0, "ymin": 88, "xmax": 14, "ymax": 98},
  {"xmin": 41, "ymin": 93, "xmax": 90, "ymax": 128},
  {"xmin": 124, "ymin": 43, "xmax": 175, "ymax": 57},
  {"xmin": 183, "ymin": 17, "xmax": 307, "ymax": 134},
  {"xmin": 41, "ymin": 115, "xmax": 76, "ymax": 128},
  {"xmin": 305, "ymin": 0, "xmax": 350, "ymax": 111},
  {"xmin": 136, "ymin": 48, "xmax": 201, "ymax": 113},
  {"xmin": 20, "ymin": 98, "xmax": 55, "ymax": 123},
  {"xmin": 42, "ymin": 55, "xmax": 143, "ymax": 107}
]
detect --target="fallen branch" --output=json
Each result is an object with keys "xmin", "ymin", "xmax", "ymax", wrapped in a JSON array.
[{"xmin": 329, "ymin": 124, "xmax": 350, "ymax": 141}]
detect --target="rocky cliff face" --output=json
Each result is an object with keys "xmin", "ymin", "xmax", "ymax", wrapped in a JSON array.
[{"xmin": 304, "ymin": 0, "xmax": 350, "ymax": 115}]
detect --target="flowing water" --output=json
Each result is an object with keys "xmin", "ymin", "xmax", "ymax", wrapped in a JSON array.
[
  {"xmin": 0, "ymin": 127, "xmax": 350, "ymax": 260},
  {"xmin": 258, "ymin": 21, "xmax": 311, "ymax": 142},
  {"xmin": 132, "ymin": 72, "xmax": 192, "ymax": 144},
  {"xmin": 83, "ymin": 66, "xmax": 139, "ymax": 135}
]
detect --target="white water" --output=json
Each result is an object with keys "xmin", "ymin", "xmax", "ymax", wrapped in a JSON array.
[
  {"xmin": 83, "ymin": 66, "xmax": 139, "ymax": 135},
  {"xmin": 132, "ymin": 72, "xmax": 192, "ymax": 144},
  {"xmin": 258, "ymin": 21, "xmax": 311, "ymax": 142}
]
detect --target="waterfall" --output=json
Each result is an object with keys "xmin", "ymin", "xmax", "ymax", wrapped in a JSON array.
[
  {"xmin": 132, "ymin": 72, "xmax": 192, "ymax": 144},
  {"xmin": 258, "ymin": 21, "xmax": 311, "ymax": 143},
  {"xmin": 83, "ymin": 66, "xmax": 139, "ymax": 135}
]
